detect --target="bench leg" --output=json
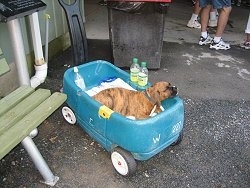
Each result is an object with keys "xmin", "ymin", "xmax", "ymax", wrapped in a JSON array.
[{"xmin": 21, "ymin": 136, "xmax": 59, "ymax": 186}]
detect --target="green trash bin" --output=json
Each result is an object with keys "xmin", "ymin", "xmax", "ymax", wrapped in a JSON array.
[{"xmin": 108, "ymin": 1, "xmax": 171, "ymax": 69}]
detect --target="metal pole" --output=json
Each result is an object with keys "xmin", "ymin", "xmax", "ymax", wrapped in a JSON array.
[
  {"xmin": 21, "ymin": 136, "xmax": 59, "ymax": 186},
  {"xmin": 45, "ymin": 14, "xmax": 50, "ymax": 64},
  {"xmin": 28, "ymin": 12, "xmax": 44, "ymax": 65},
  {"xmin": 7, "ymin": 19, "xmax": 30, "ymax": 86}
]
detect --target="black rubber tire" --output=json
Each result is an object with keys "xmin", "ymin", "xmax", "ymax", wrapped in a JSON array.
[{"xmin": 111, "ymin": 147, "xmax": 137, "ymax": 176}]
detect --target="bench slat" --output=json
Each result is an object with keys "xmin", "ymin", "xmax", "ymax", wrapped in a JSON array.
[
  {"xmin": 0, "ymin": 89, "xmax": 51, "ymax": 136},
  {"xmin": 0, "ymin": 92, "xmax": 67, "ymax": 160},
  {"xmin": 0, "ymin": 86, "xmax": 34, "ymax": 116}
]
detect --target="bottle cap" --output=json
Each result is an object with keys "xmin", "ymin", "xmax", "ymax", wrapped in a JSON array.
[
  {"xmin": 74, "ymin": 67, "xmax": 78, "ymax": 73},
  {"xmin": 141, "ymin": 62, "xmax": 147, "ymax": 67},
  {"xmin": 133, "ymin": 58, "xmax": 138, "ymax": 64}
]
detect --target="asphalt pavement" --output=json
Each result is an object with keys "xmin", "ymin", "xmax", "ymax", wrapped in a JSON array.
[{"xmin": 0, "ymin": 0, "xmax": 249, "ymax": 187}]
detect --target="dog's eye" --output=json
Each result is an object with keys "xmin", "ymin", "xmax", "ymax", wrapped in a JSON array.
[{"xmin": 163, "ymin": 85, "xmax": 172, "ymax": 92}]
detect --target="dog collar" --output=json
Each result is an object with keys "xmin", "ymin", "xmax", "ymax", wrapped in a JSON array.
[
  {"xmin": 144, "ymin": 90, "xmax": 155, "ymax": 105},
  {"xmin": 144, "ymin": 90, "xmax": 165, "ymax": 114}
]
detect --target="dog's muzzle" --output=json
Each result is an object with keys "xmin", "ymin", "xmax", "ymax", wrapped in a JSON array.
[{"xmin": 170, "ymin": 86, "xmax": 178, "ymax": 96}]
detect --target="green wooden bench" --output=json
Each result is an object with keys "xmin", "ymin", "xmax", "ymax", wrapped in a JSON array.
[{"xmin": 0, "ymin": 86, "xmax": 67, "ymax": 186}]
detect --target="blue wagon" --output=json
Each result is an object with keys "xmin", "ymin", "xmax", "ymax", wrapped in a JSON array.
[{"xmin": 62, "ymin": 60, "xmax": 184, "ymax": 176}]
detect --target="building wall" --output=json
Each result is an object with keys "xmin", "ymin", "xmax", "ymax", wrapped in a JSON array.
[{"xmin": 0, "ymin": 0, "xmax": 85, "ymax": 97}]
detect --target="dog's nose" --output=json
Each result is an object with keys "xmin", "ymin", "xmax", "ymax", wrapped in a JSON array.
[{"xmin": 171, "ymin": 86, "xmax": 178, "ymax": 96}]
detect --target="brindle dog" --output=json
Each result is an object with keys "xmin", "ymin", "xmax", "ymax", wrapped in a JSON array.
[{"xmin": 93, "ymin": 81, "xmax": 178, "ymax": 119}]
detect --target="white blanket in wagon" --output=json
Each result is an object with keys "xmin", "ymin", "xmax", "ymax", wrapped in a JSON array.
[{"xmin": 85, "ymin": 78, "xmax": 135, "ymax": 97}]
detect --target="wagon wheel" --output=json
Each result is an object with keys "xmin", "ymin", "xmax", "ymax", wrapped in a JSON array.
[
  {"xmin": 171, "ymin": 130, "xmax": 183, "ymax": 146},
  {"xmin": 62, "ymin": 106, "xmax": 77, "ymax": 125},
  {"xmin": 111, "ymin": 147, "xmax": 137, "ymax": 176}
]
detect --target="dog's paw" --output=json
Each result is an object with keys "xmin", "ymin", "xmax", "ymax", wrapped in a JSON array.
[
  {"xmin": 126, "ymin": 116, "xmax": 136, "ymax": 120},
  {"xmin": 160, "ymin": 105, "xmax": 165, "ymax": 111},
  {"xmin": 149, "ymin": 112, "xmax": 157, "ymax": 117}
]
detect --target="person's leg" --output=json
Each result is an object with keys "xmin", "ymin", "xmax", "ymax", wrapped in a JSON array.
[
  {"xmin": 200, "ymin": 5, "xmax": 211, "ymax": 33},
  {"xmin": 241, "ymin": 14, "xmax": 250, "ymax": 49},
  {"xmin": 245, "ymin": 14, "xmax": 250, "ymax": 42},
  {"xmin": 198, "ymin": 3, "xmax": 213, "ymax": 45},
  {"xmin": 194, "ymin": 0, "xmax": 201, "ymax": 15},
  {"xmin": 247, "ymin": 34, "xmax": 250, "ymax": 42},
  {"xmin": 214, "ymin": 7, "xmax": 231, "ymax": 39},
  {"xmin": 210, "ymin": 0, "xmax": 231, "ymax": 50},
  {"xmin": 208, "ymin": 8, "xmax": 218, "ymax": 27},
  {"xmin": 187, "ymin": 0, "xmax": 202, "ymax": 28},
  {"xmin": 210, "ymin": 9, "xmax": 217, "ymax": 20}
]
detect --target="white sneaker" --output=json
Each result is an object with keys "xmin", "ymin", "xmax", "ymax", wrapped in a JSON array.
[
  {"xmin": 210, "ymin": 39, "xmax": 230, "ymax": 50},
  {"xmin": 208, "ymin": 19, "xmax": 217, "ymax": 27},
  {"xmin": 198, "ymin": 34, "xmax": 213, "ymax": 45},
  {"xmin": 187, "ymin": 20, "xmax": 201, "ymax": 29},
  {"xmin": 240, "ymin": 41, "xmax": 250, "ymax": 49}
]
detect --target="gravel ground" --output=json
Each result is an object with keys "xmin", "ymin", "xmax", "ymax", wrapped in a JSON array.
[{"xmin": 1, "ymin": 40, "xmax": 250, "ymax": 187}]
